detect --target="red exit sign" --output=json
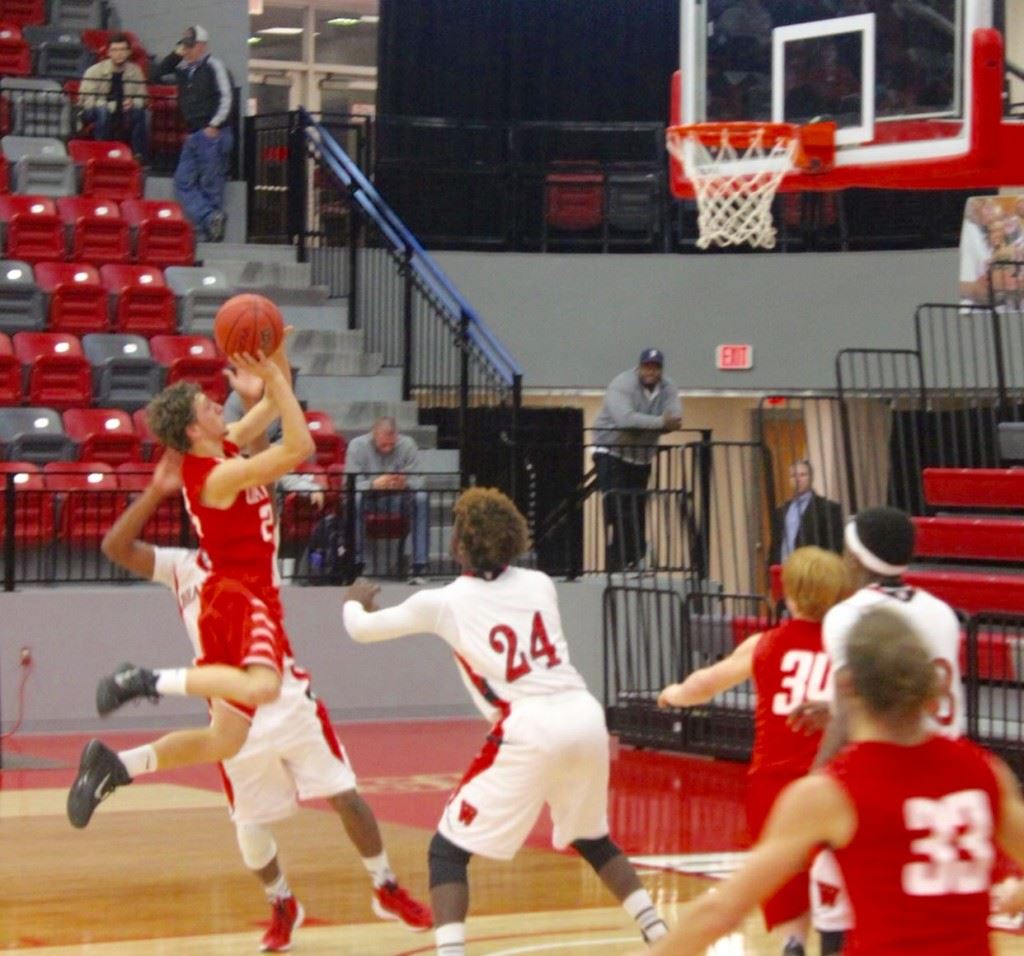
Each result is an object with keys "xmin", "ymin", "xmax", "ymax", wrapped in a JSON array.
[{"xmin": 716, "ymin": 344, "xmax": 754, "ymax": 370}]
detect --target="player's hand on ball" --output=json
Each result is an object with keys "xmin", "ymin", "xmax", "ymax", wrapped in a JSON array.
[
  {"xmin": 345, "ymin": 579, "xmax": 381, "ymax": 612},
  {"xmin": 230, "ymin": 350, "xmax": 280, "ymax": 383}
]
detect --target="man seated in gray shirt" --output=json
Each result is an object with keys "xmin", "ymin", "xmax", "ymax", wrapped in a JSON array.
[{"xmin": 345, "ymin": 416, "xmax": 429, "ymax": 582}]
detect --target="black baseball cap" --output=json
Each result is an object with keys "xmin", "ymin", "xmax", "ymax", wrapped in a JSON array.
[{"xmin": 638, "ymin": 348, "xmax": 664, "ymax": 366}]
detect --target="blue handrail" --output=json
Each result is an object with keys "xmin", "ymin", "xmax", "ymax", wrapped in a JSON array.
[{"xmin": 300, "ymin": 109, "xmax": 523, "ymax": 384}]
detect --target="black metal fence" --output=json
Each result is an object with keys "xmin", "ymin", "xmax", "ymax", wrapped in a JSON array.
[{"xmin": 0, "ymin": 473, "xmax": 461, "ymax": 590}]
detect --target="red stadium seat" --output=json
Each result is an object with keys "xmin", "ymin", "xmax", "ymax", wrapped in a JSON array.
[
  {"xmin": 0, "ymin": 21, "xmax": 31, "ymax": 76},
  {"xmin": 904, "ymin": 570, "xmax": 1024, "ymax": 616},
  {"xmin": 43, "ymin": 460, "xmax": 121, "ymax": 543},
  {"xmin": 0, "ymin": 152, "xmax": 8, "ymax": 193},
  {"xmin": 67, "ymin": 140, "xmax": 142, "ymax": 201},
  {"xmin": 100, "ymin": 264, "xmax": 175, "ymax": 336},
  {"xmin": 62, "ymin": 407, "xmax": 140, "ymax": 464},
  {"xmin": 149, "ymin": 334, "xmax": 227, "ymax": 402},
  {"xmin": 0, "ymin": 195, "xmax": 63, "ymax": 262},
  {"xmin": 304, "ymin": 410, "xmax": 346, "ymax": 467},
  {"xmin": 0, "ymin": 330, "xmax": 20, "ymax": 403},
  {"xmin": 147, "ymin": 85, "xmax": 187, "ymax": 167},
  {"xmin": 115, "ymin": 461, "xmax": 186, "ymax": 543},
  {"xmin": 0, "ymin": 461, "xmax": 53, "ymax": 544},
  {"xmin": 913, "ymin": 516, "xmax": 1024, "ymax": 563},
  {"xmin": 34, "ymin": 261, "xmax": 108, "ymax": 334},
  {"xmin": 120, "ymin": 199, "xmax": 194, "ymax": 267},
  {"xmin": 13, "ymin": 330, "xmax": 91, "ymax": 408},
  {"xmin": 0, "ymin": 2, "xmax": 45, "ymax": 27},
  {"xmin": 57, "ymin": 196, "xmax": 130, "ymax": 265}
]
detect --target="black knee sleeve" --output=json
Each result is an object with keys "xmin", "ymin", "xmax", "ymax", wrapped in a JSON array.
[
  {"xmin": 428, "ymin": 832, "xmax": 471, "ymax": 888},
  {"xmin": 571, "ymin": 835, "xmax": 621, "ymax": 871},
  {"xmin": 819, "ymin": 930, "xmax": 845, "ymax": 955}
]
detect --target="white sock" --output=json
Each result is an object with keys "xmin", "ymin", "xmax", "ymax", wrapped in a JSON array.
[
  {"xmin": 623, "ymin": 888, "xmax": 667, "ymax": 941},
  {"xmin": 362, "ymin": 850, "xmax": 396, "ymax": 888},
  {"xmin": 154, "ymin": 668, "xmax": 189, "ymax": 696},
  {"xmin": 435, "ymin": 921, "xmax": 465, "ymax": 956},
  {"xmin": 264, "ymin": 872, "xmax": 291, "ymax": 902},
  {"xmin": 118, "ymin": 744, "xmax": 157, "ymax": 778}
]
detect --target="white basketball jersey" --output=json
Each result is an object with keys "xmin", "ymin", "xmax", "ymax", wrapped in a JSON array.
[
  {"xmin": 823, "ymin": 583, "xmax": 965, "ymax": 738},
  {"xmin": 152, "ymin": 546, "xmax": 210, "ymax": 659},
  {"xmin": 343, "ymin": 567, "xmax": 587, "ymax": 720}
]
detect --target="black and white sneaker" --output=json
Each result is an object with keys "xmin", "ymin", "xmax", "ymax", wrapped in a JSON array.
[
  {"xmin": 67, "ymin": 739, "xmax": 132, "ymax": 828},
  {"xmin": 206, "ymin": 210, "xmax": 227, "ymax": 242},
  {"xmin": 96, "ymin": 662, "xmax": 159, "ymax": 716}
]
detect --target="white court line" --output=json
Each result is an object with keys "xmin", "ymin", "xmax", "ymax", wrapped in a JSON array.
[{"xmin": 487, "ymin": 938, "xmax": 637, "ymax": 955}]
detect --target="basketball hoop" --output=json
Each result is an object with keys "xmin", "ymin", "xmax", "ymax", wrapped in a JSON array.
[{"xmin": 667, "ymin": 122, "xmax": 804, "ymax": 249}]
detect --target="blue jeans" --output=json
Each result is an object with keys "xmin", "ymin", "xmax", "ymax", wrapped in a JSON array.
[
  {"xmin": 355, "ymin": 490, "xmax": 429, "ymax": 570},
  {"xmin": 82, "ymin": 105, "xmax": 148, "ymax": 159},
  {"xmin": 173, "ymin": 127, "xmax": 233, "ymax": 237}
]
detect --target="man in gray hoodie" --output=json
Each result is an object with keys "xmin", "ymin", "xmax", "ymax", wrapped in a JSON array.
[{"xmin": 592, "ymin": 349, "xmax": 682, "ymax": 571}]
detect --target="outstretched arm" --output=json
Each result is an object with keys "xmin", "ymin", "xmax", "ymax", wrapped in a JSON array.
[
  {"xmin": 101, "ymin": 452, "xmax": 184, "ymax": 580},
  {"xmin": 342, "ymin": 584, "xmax": 442, "ymax": 644},
  {"xmin": 658, "ymin": 633, "xmax": 761, "ymax": 709}
]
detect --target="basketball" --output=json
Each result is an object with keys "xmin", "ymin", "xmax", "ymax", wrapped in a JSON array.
[{"xmin": 213, "ymin": 294, "xmax": 284, "ymax": 358}]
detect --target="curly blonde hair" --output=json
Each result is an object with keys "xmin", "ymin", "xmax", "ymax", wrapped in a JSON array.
[
  {"xmin": 146, "ymin": 381, "xmax": 201, "ymax": 453},
  {"xmin": 453, "ymin": 487, "xmax": 530, "ymax": 574}
]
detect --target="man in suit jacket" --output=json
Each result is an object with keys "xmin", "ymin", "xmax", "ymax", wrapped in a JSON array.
[{"xmin": 769, "ymin": 459, "xmax": 844, "ymax": 565}]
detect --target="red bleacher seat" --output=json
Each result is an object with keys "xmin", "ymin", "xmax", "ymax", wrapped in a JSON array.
[
  {"xmin": 35, "ymin": 261, "xmax": 108, "ymax": 334},
  {"xmin": 0, "ymin": 21, "xmax": 31, "ymax": 76},
  {"xmin": 150, "ymin": 334, "xmax": 227, "ymax": 402},
  {"xmin": 120, "ymin": 199, "xmax": 194, "ymax": 267},
  {"xmin": 43, "ymin": 460, "xmax": 121, "ymax": 543},
  {"xmin": 67, "ymin": 140, "xmax": 142, "ymax": 201},
  {"xmin": 62, "ymin": 407, "xmax": 140, "ymax": 464},
  {"xmin": 0, "ymin": 460, "xmax": 52, "ymax": 544},
  {"xmin": 0, "ymin": 153, "xmax": 8, "ymax": 193},
  {"xmin": 280, "ymin": 463, "xmax": 328, "ymax": 548},
  {"xmin": 904, "ymin": 570, "xmax": 1024, "ymax": 616},
  {"xmin": 114, "ymin": 460, "xmax": 185, "ymax": 542},
  {"xmin": 100, "ymin": 264, "xmax": 175, "ymax": 336},
  {"xmin": 0, "ymin": 2, "xmax": 45, "ymax": 27},
  {"xmin": 57, "ymin": 196, "xmax": 130, "ymax": 265},
  {"xmin": 147, "ymin": 85, "xmax": 187, "ymax": 165},
  {"xmin": 913, "ymin": 516, "xmax": 1024, "ymax": 563},
  {"xmin": 13, "ymin": 331, "xmax": 92, "ymax": 409},
  {"xmin": 304, "ymin": 411, "xmax": 346, "ymax": 467},
  {"xmin": 0, "ymin": 195, "xmax": 63, "ymax": 262},
  {"xmin": 923, "ymin": 467, "xmax": 1024, "ymax": 509},
  {"xmin": 959, "ymin": 629, "xmax": 1017, "ymax": 682},
  {"xmin": 131, "ymin": 407, "xmax": 160, "ymax": 461},
  {"xmin": 0, "ymin": 330, "xmax": 20, "ymax": 403}
]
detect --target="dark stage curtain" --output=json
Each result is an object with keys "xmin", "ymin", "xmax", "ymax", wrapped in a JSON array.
[{"xmin": 378, "ymin": 0, "xmax": 680, "ymax": 122}]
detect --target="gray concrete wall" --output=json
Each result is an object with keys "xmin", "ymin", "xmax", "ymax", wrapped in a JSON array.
[
  {"xmin": 0, "ymin": 579, "xmax": 607, "ymax": 734},
  {"xmin": 433, "ymin": 248, "xmax": 961, "ymax": 390}
]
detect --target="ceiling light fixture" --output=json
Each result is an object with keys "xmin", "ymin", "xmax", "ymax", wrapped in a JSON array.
[
  {"xmin": 258, "ymin": 26, "xmax": 303, "ymax": 36},
  {"xmin": 327, "ymin": 17, "xmax": 360, "ymax": 26}
]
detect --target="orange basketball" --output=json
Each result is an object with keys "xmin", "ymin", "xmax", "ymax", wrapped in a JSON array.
[{"xmin": 213, "ymin": 293, "xmax": 284, "ymax": 358}]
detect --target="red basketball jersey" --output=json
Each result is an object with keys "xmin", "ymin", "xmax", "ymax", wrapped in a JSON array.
[
  {"xmin": 828, "ymin": 736, "xmax": 1001, "ymax": 955},
  {"xmin": 182, "ymin": 440, "xmax": 279, "ymax": 588},
  {"xmin": 750, "ymin": 618, "xmax": 830, "ymax": 777}
]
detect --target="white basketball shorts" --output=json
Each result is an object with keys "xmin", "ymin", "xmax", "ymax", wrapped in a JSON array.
[
  {"xmin": 810, "ymin": 849, "xmax": 854, "ymax": 933},
  {"xmin": 439, "ymin": 689, "xmax": 610, "ymax": 861},
  {"xmin": 220, "ymin": 667, "xmax": 357, "ymax": 825}
]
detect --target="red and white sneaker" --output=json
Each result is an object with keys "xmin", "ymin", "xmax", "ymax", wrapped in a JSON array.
[
  {"xmin": 372, "ymin": 881, "xmax": 433, "ymax": 932},
  {"xmin": 261, "ymin": 895, "xmax": 305, "ymax": 952}
]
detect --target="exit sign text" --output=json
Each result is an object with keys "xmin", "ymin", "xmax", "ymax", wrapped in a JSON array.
[{"xmin": 716, "ymin": 344, "xmax": 753, "ymax": 370}]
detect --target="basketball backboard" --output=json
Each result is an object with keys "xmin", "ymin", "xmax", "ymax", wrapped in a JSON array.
[{"xmin": 670, "ymin": 0, "xmax": 1024, "ymax": 197}]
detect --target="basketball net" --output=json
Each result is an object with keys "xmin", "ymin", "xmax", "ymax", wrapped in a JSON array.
[{"xmin": 666, "ymin": 125, "xmax": 798, "ymax": 250}]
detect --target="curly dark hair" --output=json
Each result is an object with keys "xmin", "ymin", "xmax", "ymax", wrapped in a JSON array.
[
  {"xmin": 453, "ymin": 487, "xmax": 530, "ymax": 574},
  {"xmin": 146, "ymin": 381, "xmax": 201, "ymax": 453}
]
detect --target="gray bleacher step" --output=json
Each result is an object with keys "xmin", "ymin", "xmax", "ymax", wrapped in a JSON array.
[
  {"xmin": 289, "ymin": 328, "xmax": 367, "ymax": 354},
  {"xmin": 278, "ymin": 302, "xmax": 350, "ymax": 332},
  {"xmin": 204, "ymin": 259, "xmax": 316, "ymax": 291},
  {"xmin": 310, "ymin": 399, "xmax": 419, "ymax": 429},
  {"xmin": 297, "ymin": 371, "xmax": 404, "ymax": 406},
  {"xmin": 419, "ymin": 448, "xmax": 460, "ymax": 474},
  {"xmin": 294, "ymin": 353, "xmax": 384, "ymax": 376},
  {"xmin": 196, "ymin": 241, "xmax": 299, "ymax": 266}
]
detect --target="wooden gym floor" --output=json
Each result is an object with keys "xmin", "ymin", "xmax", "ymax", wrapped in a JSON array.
[{"xmin": 3, "ymin": 719, "xmax": 1024, "ymax": 954}]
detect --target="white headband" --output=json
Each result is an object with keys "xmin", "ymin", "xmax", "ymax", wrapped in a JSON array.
[{"xmin": 845, "ymin": 519, "xmax": 908, "ymax": 577}]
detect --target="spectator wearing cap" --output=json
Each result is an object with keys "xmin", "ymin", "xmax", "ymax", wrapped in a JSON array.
[
  {"xmin": 592, "ymin": 349, "xmax": 683, "ymax": 571},
  {"xmin": 153, "ymin": 25, "xmax": 234, "ymax": 242},
  {"xmin": 79, "ymin": 33, "xmax": 148, "ymax": 160}
]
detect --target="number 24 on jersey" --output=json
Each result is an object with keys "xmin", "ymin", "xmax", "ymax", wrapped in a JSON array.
[{"xmin": 489, "ymin": 612, "xmax": 562, "ymax": 683}]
